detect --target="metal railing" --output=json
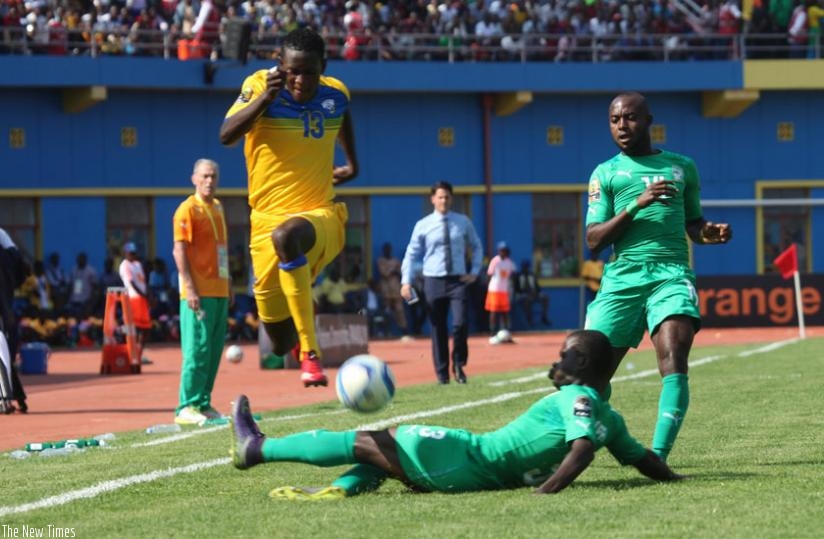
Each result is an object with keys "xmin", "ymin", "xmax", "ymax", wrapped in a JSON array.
[{"xmin": 0, "ymin": 26, "xmax": 819, "ymax": 62}]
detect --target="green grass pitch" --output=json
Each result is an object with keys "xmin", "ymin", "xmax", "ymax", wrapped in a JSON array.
[{"xmin": 2, "ymin": 337, "xmax": 823, "ymax": 538}]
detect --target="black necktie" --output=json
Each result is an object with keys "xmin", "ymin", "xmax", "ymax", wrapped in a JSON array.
[{"xmin": 442, "ymin": 215, "xmax": 453, "ymax": 275}]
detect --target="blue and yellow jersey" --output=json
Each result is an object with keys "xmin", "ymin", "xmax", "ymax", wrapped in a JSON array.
[{"xmin": 225, "ymin": 71, "xmax": 351, "ymax": 215}]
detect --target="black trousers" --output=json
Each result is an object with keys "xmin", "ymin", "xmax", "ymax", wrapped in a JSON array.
[
  {"xmin": 0, "ymin": 329, "xmax": 26, "ymax": 412},
  {"xmin": 423, "ymin": 276, "xmax": 468, "ymax": 382}
]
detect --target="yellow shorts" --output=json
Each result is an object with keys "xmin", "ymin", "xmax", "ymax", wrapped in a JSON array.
[{"xmin": 250, "ymin": 202, "xmax": 348, "ymax": 323}]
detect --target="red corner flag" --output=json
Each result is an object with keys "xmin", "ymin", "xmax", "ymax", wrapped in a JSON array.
[{"xmin": 773, "ymin": 243, "xmax": 798, "ymax": 279}]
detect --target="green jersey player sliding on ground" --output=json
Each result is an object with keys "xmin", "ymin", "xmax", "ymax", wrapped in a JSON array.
[
  {"xmin": 229, "ymin": 329, "xmax": 682, "ymax": 500},
  {"xmin": 585, "ymin": 92, "xmax": 732, "ymax": 462}
]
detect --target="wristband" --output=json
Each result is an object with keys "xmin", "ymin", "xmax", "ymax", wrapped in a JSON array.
[{"xmin": 625, "ymin": 200, "xmax": 640, "ymax": 218}]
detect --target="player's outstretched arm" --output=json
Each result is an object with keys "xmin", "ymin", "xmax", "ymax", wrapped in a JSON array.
[
  {"xmin": 632, "ymin": 450, "xmax": 685, "ymax": 482},
  {"xmin": 534, "ymin": 438, "xmax": 595, "ymax": 494}
]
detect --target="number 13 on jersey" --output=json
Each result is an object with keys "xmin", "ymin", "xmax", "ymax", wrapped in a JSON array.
[{"xmin": 300, "ymin": 110, "xmax": 324, "ymax": 139}]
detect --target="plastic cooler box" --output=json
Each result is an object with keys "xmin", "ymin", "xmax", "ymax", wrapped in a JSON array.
[
  {"xmin": 101, "ymin": 343, "xmax": 138, "ymax": 374},
  {"xmin": 19, "ymin": 343, "xmax": 49, "ymax": 374}
]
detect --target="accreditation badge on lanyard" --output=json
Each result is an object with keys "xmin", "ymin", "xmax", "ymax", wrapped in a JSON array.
[
  {"xmin": 217, "ymin": 245, "xmax": 229, "ymax": 279},
  {"xmin": 198, "ymin": 196, "xmax": 230, "ymax": 280}
]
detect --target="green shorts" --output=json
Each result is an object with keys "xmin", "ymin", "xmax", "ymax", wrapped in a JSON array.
[
  {"xmin": 585, "ymin": 260, "xmax": 700, "ymax": 349},
  {"xmin": 394, "ymin": 425, "xmax": 499, "ymax": 492}
]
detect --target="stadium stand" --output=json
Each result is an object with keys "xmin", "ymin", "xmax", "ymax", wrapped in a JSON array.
[{"xmin": 0, "ymin": 0, "xmax": 818, "ymax": 61}]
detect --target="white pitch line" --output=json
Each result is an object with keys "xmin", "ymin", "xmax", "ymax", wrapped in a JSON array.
[
  {"xmin": 356, "ymin": 387, "xmax": 554, "ymax": 431},
  {"xmin": 737, "ymin": 338, "xmax": 798, "ymax": 357},
  {"xmin": 0, "ymin": 338, "xmax": 799, "ymax": 517},
  {"xmin": 132, "ymin": 408, "xmax": 350, "ymax": 447},
  {"xmin": 487, "ymin": 339, "xmax": 798, "ymax": 388},
  {"xmin": 0, "ymin": 458, "xmax": 228, "ymax": 518},
  {"xmin": 135, "ymin": 426, "xmax": 226, "ymax": 447}
]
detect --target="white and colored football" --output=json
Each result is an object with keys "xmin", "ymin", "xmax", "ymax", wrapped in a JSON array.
[
  {"xmin": 336, "ymin": 354, "xmax": 396, "ymax": 413},
  {"xmin": 496, "ymin": 329, "xmax": 513, "ymax": 343},
  {"xmin": 225, "ymin": 344, "xmax": 244, "ymax": 364}
]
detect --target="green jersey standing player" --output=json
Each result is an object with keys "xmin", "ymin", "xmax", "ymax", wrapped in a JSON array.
[{"xmin": 585, "ymin": 92, "xmax": 732, "ymax": 462}]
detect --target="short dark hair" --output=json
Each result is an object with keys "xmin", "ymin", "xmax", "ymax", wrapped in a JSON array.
[
  {"xmin": 431, "ymin": 181, "xmax": 454, "ymax": 195},
  {"xmin": 283, "ymin": 27, "xmax": 326, "ymax": 58},
  {"xmin": 566, "ymin": 329, "xmax": 612, "ymax": 377},
  {"xmin": 577, "ymin": 330, "xmax": 611, "ymax": 359}
]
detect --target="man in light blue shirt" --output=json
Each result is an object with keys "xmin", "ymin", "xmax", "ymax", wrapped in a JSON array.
[{"xmin": 401, "ymin": 181, "xmax": 483, "ymax": 384}]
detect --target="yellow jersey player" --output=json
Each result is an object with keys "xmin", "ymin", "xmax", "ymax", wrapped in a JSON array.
[{"xmin": 220, "ymin": 28, "xmax": 359, "ymax": 387}]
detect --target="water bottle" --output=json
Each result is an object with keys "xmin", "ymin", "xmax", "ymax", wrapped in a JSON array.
[
  {"xmin": 52, "ymin": 438, "xmax": 101, "ymax": 449},
  {"xmin": 94, "ymin": 433, "xmax": 116, "ymax": 447},
  {"xmin": 146, "ymin": 423, "xmax": 182, "ymax": 434},
  {"xmin": 53, "ymin": 439, "xmax": 86, "ymax": 449},
  {"xmin": 25, "ymin": 442, "xmax": 53, "ymax": 452},
  {"xmin": 8, "ymin": 450, "xmax": 31, "ymax": 460}
]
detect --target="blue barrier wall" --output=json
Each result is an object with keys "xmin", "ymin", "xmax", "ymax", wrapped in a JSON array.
[
  {"xmin": 0, "ymin": 56, "xmax": 744, "ymax": 92},
  {"xmin": 5, "ymin": 79, "xmax": 823, "ymax": 193},
  {"xmin": 1, "ymin": 56, "xmax": 822, "ymax": 329}
]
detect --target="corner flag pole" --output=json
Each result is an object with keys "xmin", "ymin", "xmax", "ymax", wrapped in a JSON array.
[
  {"xmin": 792, "ymin": 270, "xmax": 806, "ymax": 339},
  {"xmin": 773, "ymin": 243, "xmax": 804, "ymax": 340}
]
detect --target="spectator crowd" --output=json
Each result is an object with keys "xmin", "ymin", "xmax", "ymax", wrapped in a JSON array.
[
  {"xmin": 1, "ymin": 0, "xmax": 822, "ymax": 61},
  {"xmin": 12, "ymin": 248, "xmax": 260, "ymax": 349}
]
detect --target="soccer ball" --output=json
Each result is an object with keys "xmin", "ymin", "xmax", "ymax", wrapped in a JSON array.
[
  {"xmin": 335, "ymin": 354, "xmax": 396, "ymax": 413},
  {"xmin": 225, "ymin": 344, "xmax": 244, "ymax": 364},
  {"xmin": 496, "ymin": 329, "xmax": 513, "ymax": 343}
]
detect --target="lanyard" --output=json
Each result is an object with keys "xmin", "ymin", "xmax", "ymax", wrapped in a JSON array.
[{"xmin": 193, "ymin": 194, "xmax": 227, "ymax": 243}]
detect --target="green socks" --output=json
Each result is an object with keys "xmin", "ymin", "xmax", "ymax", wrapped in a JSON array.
[
  {"xmin": 652, "ymin": 373, "xmax": 690, "ymax": 462},
  {"xmin": 261, "ymin": 430, "xmax": 356, "ymax": 467},
  {"xmin": 261, "ymin": 431, "xmax": 385, "ymax": 497},
  {"xmin": 332, "ymin": 464, "xmax": 388, "ymax": 495}
]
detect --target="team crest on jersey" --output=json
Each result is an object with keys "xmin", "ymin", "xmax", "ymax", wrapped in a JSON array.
[
  {"xmin": 321, "ymin": 99, "xmax": 336, "ymax": 114},
  {"xmin": 237, "ymin": 87, "xmax": 253, "ymax": 103},
  {"xmin": 672, "ymin": 165, "xmax": 684, "ymax": 183},
  {"xmin": 573, "ymin": 396, "xmax": 592, "ymax": 417},
  {"xmin": 588, "ymin": 178, "xmax": 601, "ymax": 203}
]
